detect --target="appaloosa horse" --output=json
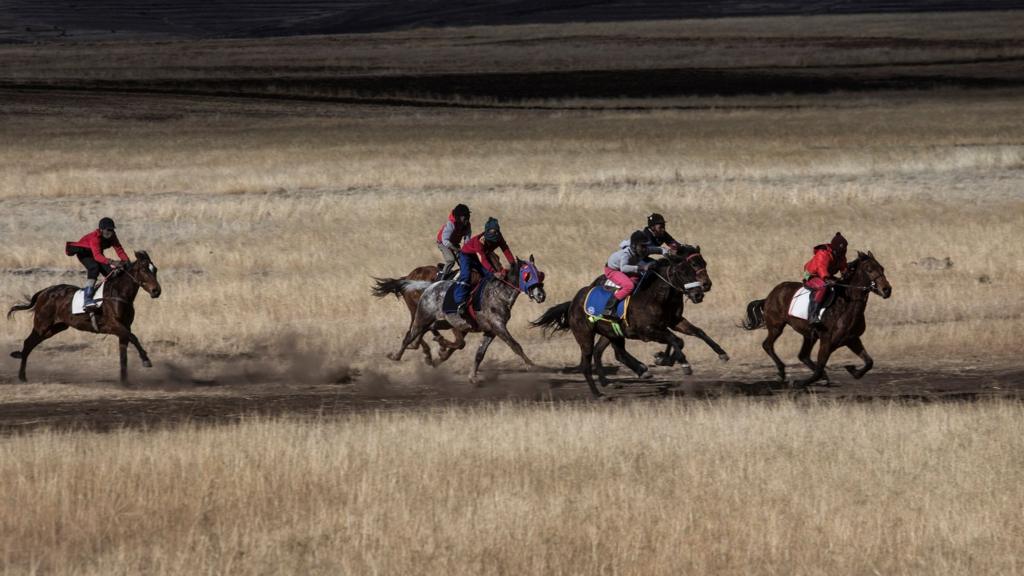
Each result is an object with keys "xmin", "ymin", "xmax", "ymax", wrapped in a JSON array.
[
  {"xmin": 741, "ymin": 251, "xmax": 892, "ymax": 387},
  {"xmin": 384, "ymin": 256, "xmax": 546, "ymax": 384},
  {"xmin": 371, "ymin": 253, "xmax": 501, "ymax": 366},
  {"xmin": 532, "ymin": 254, "xmax": 704, "ymax": 398},
  {"xmin": 8, "ymin": 251, "xmax": 162, "ymax": 383}
]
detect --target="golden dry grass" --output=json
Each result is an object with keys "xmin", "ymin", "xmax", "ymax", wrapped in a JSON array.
[{"xmin": 2, "ymin": 400, "xmax": 1023, "ymax": 574}]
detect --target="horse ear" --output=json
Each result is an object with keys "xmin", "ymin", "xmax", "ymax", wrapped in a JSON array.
[
  {"xmin": 134, "ymin": 250, "xmax": 149, "ymax": 261},
  {"xmin": 529, "ymin": 254, "xmax": 535, "ymax": 263},
  {"xmin": 868, "ymin": 250, "xmax": 875, "ymax": 259}
]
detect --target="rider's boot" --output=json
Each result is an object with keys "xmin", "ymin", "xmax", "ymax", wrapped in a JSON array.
[
  {"xmin": 808, "ymin": 300, "xmax": 823, "ymax": 326},
  {"xmin": 602, "ymin": 296, "xmax": 620, "ymax": 318},
  {"xmin": 83, "ymin": 281, "xmax": 99, "ymax": 310}
]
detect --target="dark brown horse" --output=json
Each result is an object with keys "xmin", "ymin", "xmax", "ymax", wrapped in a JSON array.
[
  {"xmin": 741, "ymin": 251, "xmax": 891, "ymax": 387},
  {"xmin": 593, "ymin": 247, "xmax": 728, "ymax": 377},
  {"xmin": 371, "ymin": 253, "xmax": 501, "ymax": 366},
  {"xmin": 532, "ymin": 254, "xmax": 704, "ymax": 398},
  {"xmin": 8, "ymin": 251, "xmax": 162, "ymax": 383}
]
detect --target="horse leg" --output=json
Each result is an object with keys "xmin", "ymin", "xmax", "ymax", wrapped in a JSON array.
[
  {"xmin": 493, "ymin": 324, "xmax": 534, "ymax": 368},
  {"xmin": 795, "ymin": 338, "xmax": 835, "ymax": 388},
  {"xmin": 573, "ymin": 332, "xmax": 602, "ymax": 399},
  {"xmin": 434, "ymin": 329, "xmax": 466, "ymax": 366},
  {"xmin": 387, "ymin": 316, "xmax": 432, "ymax": 362},
  {"xmin": 843, "ymin": 337, "xmax": 874, "ymax": 380},
  {"xmin": 119, "ymin": 335, "xmax": 129, "ymax": 383},
  {"xmin": 654, "ymin": 343, "xmax": 676, "ymax": 367},
  {"xmin": 593, "ymin": 336, "xmax": 610, "ymax": 387},
  {"xmin": 796, "ymin": 333, "xmax": 829, "ymax": 385},
  {"xmin": 762, "ymin": 321, "xmax": 787, "ymax": 383},
  {"xmin": 597, "ymin": 335, "xmax": 649, "ymax": 382},
  {"xmin": 674, "ymin": 318, "xmax": 730, "ymax": 362},
  {"xmin": 468, "ymin": 333, "xmax": 496, "ymax": 385},
  {"xmin": 13, "ymin": 324, "xmax": 66, "ymax": 383},
  {"xmin": 606, "ymin": 336, "xmax": 651, "ymax": 387},
  {"xmin": 127, "ymin": 333, "xmax": 153, "ymax": 368}
]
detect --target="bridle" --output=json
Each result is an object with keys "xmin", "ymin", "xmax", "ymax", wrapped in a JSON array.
[{"xmin": 649, "ymin": 261, "xmax": 703, "ymax": 295}]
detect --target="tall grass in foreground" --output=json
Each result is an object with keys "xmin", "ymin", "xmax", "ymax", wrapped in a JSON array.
[{"xmin": 2, "ymin": 400, "xmax": 1023, "ymax": 574}]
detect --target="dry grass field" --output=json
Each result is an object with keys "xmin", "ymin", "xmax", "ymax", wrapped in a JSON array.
[
  {"xmin": 3, "ymin": 400, "xmax": 1024, "ymax": 574},
  {"xmin": 1, "ymin": 11, "xmax": 1023, "ymax": 573}
]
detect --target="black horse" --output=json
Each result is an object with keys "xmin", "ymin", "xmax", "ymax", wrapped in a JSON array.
[{"xmin": 533, "ymin": 255, "xmax": 704, "ymax": 398}]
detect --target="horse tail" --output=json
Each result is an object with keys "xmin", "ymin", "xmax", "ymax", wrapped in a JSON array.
[
  {"xmin": 7, "ymin": 289, "xmax": 45, "ymax": 320},
  {"xmin": 741, "ymin": 299, "xmax": 766, "ymax": 330},
  {"xmin": 531, "ymin": 301, "xmax": 571, "ymax": 336},
  {"xmin": 371, "ymin": 278, "xmax": 433, "ymax": 299},
  {"xmin": 371, "ymin": 277, "xmax": 406, "ymax": 299}
]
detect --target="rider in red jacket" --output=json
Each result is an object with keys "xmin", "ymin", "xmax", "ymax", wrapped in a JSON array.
[
  {"xmin": 65, "ymin": 217, "xmax": 129, "ymax": 309},
  {"xmin": 803, "ymin": 232, "xmax": 848, "ymax": 325}
]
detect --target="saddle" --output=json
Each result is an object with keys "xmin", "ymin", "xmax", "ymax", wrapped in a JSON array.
[
  {"xmin": 71, "ymin": 283, "xmax": 106, "ymax": 315},
  {"xmin": 442, "ymin": 277, "xmax": 489, "ymax": 318}
]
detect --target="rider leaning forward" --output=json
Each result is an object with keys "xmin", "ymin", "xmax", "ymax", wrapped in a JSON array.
[
  {"xmin": 602, "ymin": 231, "xmax": 653, "ymax": 316},
  {"xmin": 454, "ymin": 217, "xmax": 515, "ymax": 316},
  {"xmin": 436, "ymin": 203, "xmax": 471, "ymax": 281},
  {"xmin": 65, "ymin": 217, "xmax": 129, "ymax": 309},
  {"xmin": 803, "ymin": 232, "xmax": 849, "ymax": 325}
]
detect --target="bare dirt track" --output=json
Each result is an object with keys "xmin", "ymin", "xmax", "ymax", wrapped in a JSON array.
[{"xmin": 1, "ymin": 363, "xmax": 1021, "ymax": 433}]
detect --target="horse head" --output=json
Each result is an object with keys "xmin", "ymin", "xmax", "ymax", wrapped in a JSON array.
[
  {"xmin": 130, "ymin": 251, "xmax": 162, "ymax": 299},
  {"xmin": 676, "ymin": 244, "xmax": 711, "ymax": 292},
  {"xmin": 662, "ymin": 255, "xmax": 704, "ymax": 304},
  {"xmin": 847, "ymin": 251, "xmax": 891, "ymax": 299},
  {"xmin": 514, "ymin": 255, "xmax": 546, "ymax": 303}
]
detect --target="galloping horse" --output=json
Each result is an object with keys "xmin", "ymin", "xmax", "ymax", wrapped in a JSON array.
[
  {"xmin": 383, "ymin": 256, "xmax": 546, "ymax": 383},
  {"xmin": 371, "ymin": 253, "xmax": 501, "ymax": 366},
  {"xmin": 8, "ymin": 251, "xmax": 162, "ymax": 383},
  {"xmin": 532, "ymin": 254, "xmax": 704, "ymax": 398},
  {"xmin": 592, "ymin": 246, "xmax": 728, "ymax": 377},
  {"xmin": 741, "ymin": 251, "xmax": 892, "ymax": 387}
]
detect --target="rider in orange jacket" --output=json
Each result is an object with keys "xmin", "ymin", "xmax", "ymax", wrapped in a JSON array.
[{"xmin": 803, "ymin": 232, "xmax": 848, "ymax": 325}]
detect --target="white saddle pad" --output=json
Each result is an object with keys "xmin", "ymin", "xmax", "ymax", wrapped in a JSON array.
[
  {"xmin": 603, "ymin": 279, "xmax": 621, "ymax": 290},
  {"xmin": 71, "ymin": 283, "xmax": 106, "ymax": 315},
  {"xmin": 788, "ymin": 287, "xmax": 811, "ymax": 320}
]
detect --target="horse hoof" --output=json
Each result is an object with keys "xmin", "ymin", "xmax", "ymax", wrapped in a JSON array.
[
  {"xmin": 386, "ymin": 353, "xmax": 400, "ymax": 362},
  {"xmin": 718, "ymin": 354, "xmax": 730, "ymax": 362},
  {"xmin": 681, "ymin": 364, "xmax": 693, "ymax": 376},
  {"xmin": 10, "ymin": 351, "xmax": 22, "ymax": 359},
  {"xmin": 142, "ymin": 359, "xmax": 153, "ymax": 368},
  {"xmin": 639, "ymin": 368, "xmax": 653, "ymax": 380}
]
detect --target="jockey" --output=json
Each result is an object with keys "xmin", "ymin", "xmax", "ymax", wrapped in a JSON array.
[
  {"xmin": 632, "ymin": 213, "xmax": 691, "ymax": 255},
  {"xmin": 803, "ymin": 232, "xmax": 849, "ymax": 325},
  {"xmin": 65, "ymin": 217, "xmax": 129, "ymax": 309},
  {"xmin": 454, "ymin": 217, "xmax": 516, "ymax": 315},
  {"xmin": 602, "ymin": 231, "xmax": 653, "ymax": 316},
  {"xmin": 436, "ymin": 203, "xmax": 471, "ymax": 280}
]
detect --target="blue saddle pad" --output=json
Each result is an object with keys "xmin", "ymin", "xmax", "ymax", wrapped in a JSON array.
[
  {"xmin": 442, "ymin": 277, "xmax": 489, "ymax": 315},
  {"xmin": 584, "ymin": 286, "xmax": 626, "ymax": 319}
]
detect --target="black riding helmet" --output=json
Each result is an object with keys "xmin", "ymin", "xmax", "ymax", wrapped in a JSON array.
[
  {"xmin": 831, "ymin": 231, "xmax": 848, "ymax": 257},
  {"xmin": 99, "ymin": 217, "xmax": 116, "ymax": 231},
  {"xmin": 629, "ymin": 230, "xmax": 648, "ymax": 256},
  {"xmin": 453, "ymin": 204, "xmax": 470, "ymax": 219},
  {"xmin": 647, "ymin": 213, "xmax": 666, "ymax": 227}
]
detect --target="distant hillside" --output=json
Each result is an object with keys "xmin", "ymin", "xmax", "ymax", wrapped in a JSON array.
[{"xmin": 3, "ymin": 0, "xmax": 1020, "ymax": 42}]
